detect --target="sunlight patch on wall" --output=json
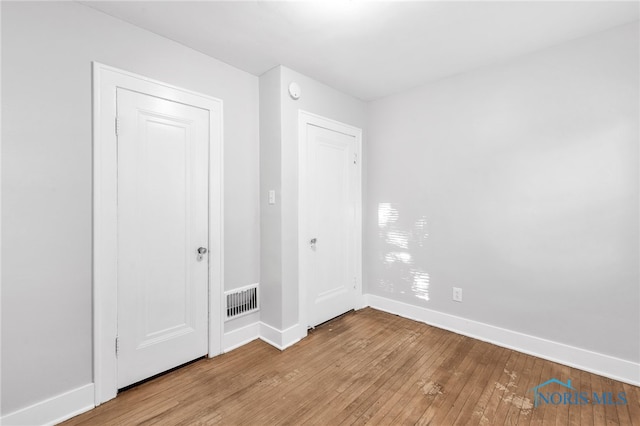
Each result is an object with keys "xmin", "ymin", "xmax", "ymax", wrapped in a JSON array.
[
  {"xmin": 385, "ymin": 251, "xmax": 413, "ymax": 264},
  {"xmin": 410, "ymin": 269, "xmax": 430, "ymax": 301},
  {"xmin": 413, "ymin": 217, "xmax": 429, "ymax": 247},
  {"xmin": 386, "ymin": 230, "xmax": 409, "ymax": 249},
  {"xmin": 378, "ymin": 202, "xmax": 398, "ymax": 228},
  {"xmin": 377, "ymin": 202, "xmax": 431, "ymax": 301}
]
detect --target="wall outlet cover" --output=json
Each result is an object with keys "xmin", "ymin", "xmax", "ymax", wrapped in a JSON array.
[{"xmin": 453, "ymin": 287, "xmax": 463, "ymax": 302}]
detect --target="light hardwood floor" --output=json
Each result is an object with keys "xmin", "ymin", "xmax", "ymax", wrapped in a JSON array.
[{"xmin": 64, "ymin": 308, "xmax": 639, "ymax": 425}]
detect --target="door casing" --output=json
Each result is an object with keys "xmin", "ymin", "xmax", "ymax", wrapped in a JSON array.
[
  {"xmin": 92, "ymin": 63, "xmax": 223, "ymax": 405},
  {"xmin": 298, "ymin": 110, "xmax": 363, "ymax": 339}
]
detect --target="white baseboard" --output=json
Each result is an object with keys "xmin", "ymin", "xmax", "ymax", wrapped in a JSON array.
[
  {"xmin": 259, "ymin": 322, "xmax": 301, "ymax": 351},
  {"xmin": 223, "ymin": 321, "xmax": 301, "ymax": 352},
  {"xmin": 222, "ymin": 322, "xmax": 260, "ymax": 353},
  {"xmin": 365, "ymin": 294, "xmax": 640, "ymax": 386},
  {"xmin": 1, "ymin": 384, "xmax": 94, "ymax": 426}
]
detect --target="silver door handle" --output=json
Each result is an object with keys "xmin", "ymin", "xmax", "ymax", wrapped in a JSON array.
[
  {"xmin": 310, "ymin": 238, "xmax": 317, "ymax": 248},
  {"xmin": 197, "ymin": 247, "xmax": 208, "ymax": 261}
]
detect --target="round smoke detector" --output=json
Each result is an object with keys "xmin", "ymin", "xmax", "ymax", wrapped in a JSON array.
[{"xmin": 288, "ymin": 82, "xmax": 301, "ymax": 100}]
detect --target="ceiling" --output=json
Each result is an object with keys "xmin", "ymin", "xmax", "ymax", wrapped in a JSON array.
[{"xmin": 81, "ymin": 1, "xmax": 639, "ymax": 101}]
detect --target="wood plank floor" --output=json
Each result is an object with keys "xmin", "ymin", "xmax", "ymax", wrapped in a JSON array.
[{"xmin": 64, "ymin": 308, "xmax": 639, "ymax": 425}]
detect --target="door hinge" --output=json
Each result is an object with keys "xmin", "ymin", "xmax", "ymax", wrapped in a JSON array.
[
  {"xmin": 115, "ymin": 336, "xmax": 120, "ymax": 357},
  {"xmin": 353, "ymin": 153, "xmax": 358, "ymax": 165},
  {"xmin": 115, "ymin": 117, "xmax": 120, "ymax": 136},
  {"xmin": 353, "ymin": 276, "xmax": 357, "ymax": 289}
]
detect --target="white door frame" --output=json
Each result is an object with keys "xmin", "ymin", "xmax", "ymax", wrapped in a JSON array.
[
  {"xmin": 297, "ymin": 110, "xmax": 363, "ymax": 340},
  {"xmin": 92, "ymin": 63, "xmax": 224, "ymax": 405}
]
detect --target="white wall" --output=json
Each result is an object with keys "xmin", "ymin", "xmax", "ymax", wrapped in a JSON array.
[
  {"xmin": 366, "ymin": 23, "xmax": 639, "ymax": 363},
  {"xmin": 1, "ymin": 1, "xmax": 259, "ymax": 415},
  {"xmin": 259, "ymin": 66, "xmax": 283, "ymax": 329},
  {"xmin": 259, "ymin": 66, "xmax": 366, "ymax": 332}
]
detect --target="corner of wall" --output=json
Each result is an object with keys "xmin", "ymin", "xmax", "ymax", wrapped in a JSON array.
[{"xmin": 259, "ymin": 66, "xmax": 284, "ymax": 330}]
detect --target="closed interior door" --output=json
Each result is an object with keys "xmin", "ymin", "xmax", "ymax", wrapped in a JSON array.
[
  {"xmin": 305, "ymin": 123, "xmax": 358, "ymax": 327},
  {"xmin": 116, "ymin": 88, "xmax": 209, "ymax": 388}
]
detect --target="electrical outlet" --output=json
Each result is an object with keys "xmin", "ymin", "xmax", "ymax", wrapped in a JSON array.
[{"xmin": 452, "ymin": 287, "xmax": 463, "ymax": 302}]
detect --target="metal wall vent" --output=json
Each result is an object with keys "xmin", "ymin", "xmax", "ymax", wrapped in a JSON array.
[{"xmin": 225, "ymin": 284, "xmax": 259, "ymax": 321}]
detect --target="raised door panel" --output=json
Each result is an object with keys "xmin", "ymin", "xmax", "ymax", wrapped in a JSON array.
[
  {"xmin": 117, "ymin": 88, "xmax": 209, "ymax": 388},
  {"xmin": 307, "ymin": 124, "xmax": 357, "ymax": 327}
]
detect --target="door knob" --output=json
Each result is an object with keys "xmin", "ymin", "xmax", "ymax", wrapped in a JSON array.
[
  {"xmin": 197, "ymin": 247, "xmax": 208, "ymax": 261},
  {"xmin": 310, "ymin": 238, "xmax": 317, "ymax": 248}
]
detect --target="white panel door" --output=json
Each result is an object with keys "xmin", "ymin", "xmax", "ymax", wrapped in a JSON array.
[
  {"xmin": 117, "ymin": 88, "xmax": 209, "ymax": 388},
  {"xmin": 306, "ymin": 124, "xmax": 358, "ymax": 327}
]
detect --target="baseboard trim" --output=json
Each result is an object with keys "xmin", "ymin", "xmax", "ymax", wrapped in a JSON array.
[
  {"xmin": 365, "ymin": 294, "xmax": 640, "ymax": 386},
  {"xmin": 223, "ymin": 320, "xmax": 302, "ymax": 352},
  {"xmin": 1, "ymin": 384, "xmax": 94, "ymax": 426},
  {"xmin": 259, "ymin": 322, "xmax": 301, "ymax": 351},
  {"xmin": 222, "ymin": 322, "xmax": 260, "ymax": 353}
]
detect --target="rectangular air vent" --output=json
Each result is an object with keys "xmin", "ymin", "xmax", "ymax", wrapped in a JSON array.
[{"xmin": 225, "ymin": 284, "xmax": 259, "ymax": 320}]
